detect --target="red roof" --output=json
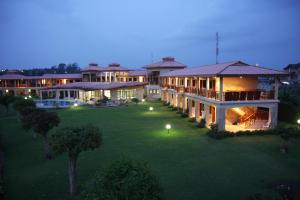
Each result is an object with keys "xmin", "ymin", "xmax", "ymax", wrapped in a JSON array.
[
  {"xmin": 100, "ymin": 63, "xmax": 129, "ymax": 72},
  {"xmin": 44, "ymin": 82, "xmax": 147, "ymax": 90},
  {"xmin": 81, "ymin": 63, "xmax": 104, "ymax": 72},
  {"xmin": 41, "ymin": 74, "xmax": 81, "ymax": 79},
  {"xmin": 144, "ymin": 57, "xmax": 186, "ymax": 69},
  {"xmin": 160, "ymin": 61, "xmax": 286, "ymax": 77},
  {"xmin": 128, "ymin": 70, "xmax": 147, "ymax": 76},
  {"xmin": 0, "ymin": 73, "xmax": 81, "ymax": 80}
]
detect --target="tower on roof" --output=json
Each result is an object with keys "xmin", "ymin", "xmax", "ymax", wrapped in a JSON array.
[{"xmin": 162, "ymin": 57, "xmax": 175, "ymax": 62}]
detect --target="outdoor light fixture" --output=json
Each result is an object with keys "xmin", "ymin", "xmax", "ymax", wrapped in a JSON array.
[
  {"xmin": 297, "ymin": 119, "xmax": 300, "ymax": 127},
  {"xmin": 149, "ymin": 106, "xmax": 153, "ymax": 111},
  {"xmin": 24, "ymin": 97, "xmax": 28, "ymax": 100},
  {"xmin": 142, "ymin": 99, "xmax": 145, "ymax": 102},
  {"xmin": 28, "ymin": 95, "xmax": 32, "ymax": 98},
  {"xmin": 166, "ymin": 124, "xmax": 171, "ymax": 134},
  {"xmin": 74, "ymin": 103, "xmax": 78, "ymax": 107},
  {"xmin": 5, "ymin": 89, "xmax": 8, "ymax": 93}
]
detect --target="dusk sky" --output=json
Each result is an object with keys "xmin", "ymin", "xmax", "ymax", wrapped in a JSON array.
[{"xmin": 0, "ymin": 0, "xmax": 299, "ymax": 70}]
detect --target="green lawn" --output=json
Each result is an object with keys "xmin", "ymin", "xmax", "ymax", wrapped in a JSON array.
[{"xmin": 1, "ymin": 101, "xmax": 300, "ymax": 200}]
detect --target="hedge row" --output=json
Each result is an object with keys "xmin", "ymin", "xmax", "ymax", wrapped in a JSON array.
[{"xmin": 208, "ymin": 125, "xmax": 300, "ymax": 140}]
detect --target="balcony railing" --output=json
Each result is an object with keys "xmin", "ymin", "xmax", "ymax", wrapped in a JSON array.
[
  {"xmin": 162, "ymin": 85, "xmax": 275, "ymax": 101},
  {"xmin": 223, "ymin": 90, "xmax": 275, "ymax": 101}
]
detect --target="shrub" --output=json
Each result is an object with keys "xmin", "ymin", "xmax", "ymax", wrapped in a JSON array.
[
  {"xmin": 176, "ymin": 110, "xmax": 182, "ymax": 114},
  {"xmin": 131, "ymin": 98, "xmax": 139, "ymax": 104},
  {"xmin": 181, "ymin": 112, "xmax": 188, "ymax": 118},
  {"xmin": 197, "ymin": 119, "xmax": 206, "ymax": 128},
  {"xmin": 171, "ymin": 107, "xmax": 178, "ymax": 111},
  {"xmin": 82, "ymin": 159, "xmax": 165, "ymax": 200},
  {"xmin": 13, "ymin": 97, "xmax": 36, "ymax": 113},
  {"xmin": 162, "ymin": 102, "xmax": 170, "ymax": 106},
  {"xmin": 0, "ymin": 95, "xmax": 15, "ymax": 113},
  {"xmin": 101, "ymin": 96, "xmax": 109, "ymax": 104},
  {"xmin": 167, "ymin": 105, "xmax": 173, "ymax": 109},
  {"xmin": 188, "ymin": 117, "xmax": 196, "ymax": 122},
  {"xmin": 207, "ymin": 126, "xmax": 300, "ymax": 139}
]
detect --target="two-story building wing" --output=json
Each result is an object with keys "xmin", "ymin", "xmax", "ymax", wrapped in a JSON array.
[{"xmin": 160, "ymin": 61, "xmax": 286, "ymax": 132}]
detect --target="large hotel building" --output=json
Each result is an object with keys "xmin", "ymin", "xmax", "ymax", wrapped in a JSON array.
[{"xmin": 0, "ymin": 57, "xmax": 285, "ymax": 132}]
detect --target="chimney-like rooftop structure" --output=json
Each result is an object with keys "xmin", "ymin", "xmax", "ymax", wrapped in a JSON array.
[
  {"xmin": 108, "ymin": 63, "xmax": 120, "ymax": 67},
  {"xmin": 162, "ymin": 57, "xmax": 175, "ymax": 62}
]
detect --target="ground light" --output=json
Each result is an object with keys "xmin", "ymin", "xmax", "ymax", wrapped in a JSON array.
[
  {"xmin": 28, "ymin": 95, "xmax": 32, "ymax": 98},
  {"xmin": 142, "ymin": 99, "xmax": 145, "ymax": 102},
  {"xmin": 149, "ymin": 106, "xmax": 153, "ymax": 111},
  {"xmin": 24, "ymin": 97, "xmax": 28, "ymax": 100},
  {"xmin": 166, "ymin": 124, "xmax": 171, "ymax": 134},
  {"xmin": 297, "ymin": 119, "xmax": 300, "ymax": 127},
  {"xmin": 74, "ymin": 103, "xmax": 78, "ymax": 107}
]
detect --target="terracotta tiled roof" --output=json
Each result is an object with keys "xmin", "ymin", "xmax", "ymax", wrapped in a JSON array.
[
  {"xmin": 128, "ymin": 70, "xmax": 148, "ymax": 76},
  {"xmin": 100, "ymin": 63, "xmax": 129, "ymax": 72},
  {"xmin": 144, "ymin": 57, "xmax": 186, "ymax": 69},
  {"xmin": 0, "ymin": 74, "xmax": 40, "ymax": 80},
  {"xmin": 81, "ymin": 63, "xmax": 103, "ymax": 72},
  {"xmin": 44, "ymin": 82, "xmax": 147, "ymax": 90},
  {"xmin": 160, "ymin": 61, "xmax": 286, "ymax": 77},
  {"xmin": 41, "ymin": 74, "xmax": 81, "ymax": 79},
  {"xmin": 0, "ymin": 73, "xmax": 81, "ymax": 80}
]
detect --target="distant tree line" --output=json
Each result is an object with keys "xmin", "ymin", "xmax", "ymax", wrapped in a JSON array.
[{"xmin": 0, "ymin": 63, "xmax": 80, "ymax": 75}]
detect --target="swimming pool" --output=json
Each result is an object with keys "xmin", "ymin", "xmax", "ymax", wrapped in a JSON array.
[{"xmin": 35, "ymin": 99, "xmax": 82, "ymax": 108}]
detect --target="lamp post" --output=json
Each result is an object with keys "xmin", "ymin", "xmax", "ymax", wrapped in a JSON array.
[
  {"xmin": 166, "ymin": 124, "xmax": 171, "ymax": 134},
  {"xmin": 149, "ymin": 106, "xmax": 153, "ymax": 111}
]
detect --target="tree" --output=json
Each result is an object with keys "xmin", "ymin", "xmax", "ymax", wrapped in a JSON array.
[
  {"xmin": 50, "ymin": 124, "xmax": 102, "ymax": 196},
  {"xmin": 82, "ymin": 159, "xmax": 165, "ymax": 200},
  {"xmin": 0, "ymin": 95, "xmax": 15, "ymax": 113},
  {"xmin": 21, "ymin": 109, "xmax": 60, "ymax": 159},
  {"xmin": 13, "ymin": 97, "xmax": 36, "ymax": 114}
]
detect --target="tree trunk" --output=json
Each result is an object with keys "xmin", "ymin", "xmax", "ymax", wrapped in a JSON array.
[
  {"xmin": 43, "ymin": 135, "xmax": 52, "ymax": 160},
  {"xmin": 68, "ymin": 156, "xmax": 77, "ymax": 196},
  {"xmin": 32, "ymin": 132, "xmax": 37, "ymax": 139}
]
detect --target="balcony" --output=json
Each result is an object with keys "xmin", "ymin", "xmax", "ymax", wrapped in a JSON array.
[
  {"xmin": 222, "ymin": 90, "xmax": 275, "ymax": 101},
  {"xmin": 161, "ymin": 84, "xmax": 276, "ymax": 101}
]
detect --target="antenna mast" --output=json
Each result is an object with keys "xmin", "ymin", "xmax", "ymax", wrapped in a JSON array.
[
  {"xmin": 150, "ymin": 52, "xmax": 154, "ymax": 63},
  {"xmin": 216, "ymin": 32, "xmax": 219, "ymax": 64}
]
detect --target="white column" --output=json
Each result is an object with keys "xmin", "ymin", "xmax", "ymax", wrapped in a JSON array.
[
  {"xmin": 206, "ymin": 77, "xmax": 210, "ymax": 97},
  {"xmin": 182, "ymin": 96, "xmax": 186, "ymax": 113},
  {"xmin": 195, "ymin": 101, "xmax": 200, "ymax": 122},
  {"xmin": 270, "ymin": 105, "xmax": 278, "ymax": 128},
  {"xmin": 204, "ymin": 104, "xmax": 210, "ymax": 127},
  {"xmin": 56, "ymin": 90, "xmax": 59, "ymax": 100},
  {"xmin": 274, "ymin": 77, "xmax": 279, "ymax": 99},
  {"xmin": 219, "ymin": 77, "xmax": 223, "ymax": 101},
  {"xmin": 188, "ymin": 99, "xmax": 193, "ymax": 117},
  {"xmin": 216, "ymin": 106, "xmax": 226, "ymax": 131}
]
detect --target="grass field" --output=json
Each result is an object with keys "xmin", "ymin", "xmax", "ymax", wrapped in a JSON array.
[{"xmin": 1, "ymin": 101, "xmax": 300, "ymax": 200}]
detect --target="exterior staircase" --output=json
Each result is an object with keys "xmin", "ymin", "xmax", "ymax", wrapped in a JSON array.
[{"xmin": 238, "ymin": 108, "xmax": 268, "ymax": 128}]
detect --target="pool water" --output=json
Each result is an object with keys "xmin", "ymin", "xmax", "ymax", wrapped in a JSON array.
[{"xmin": 35, "ymin": 100, "xmax": 81, "ymax": 108}]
